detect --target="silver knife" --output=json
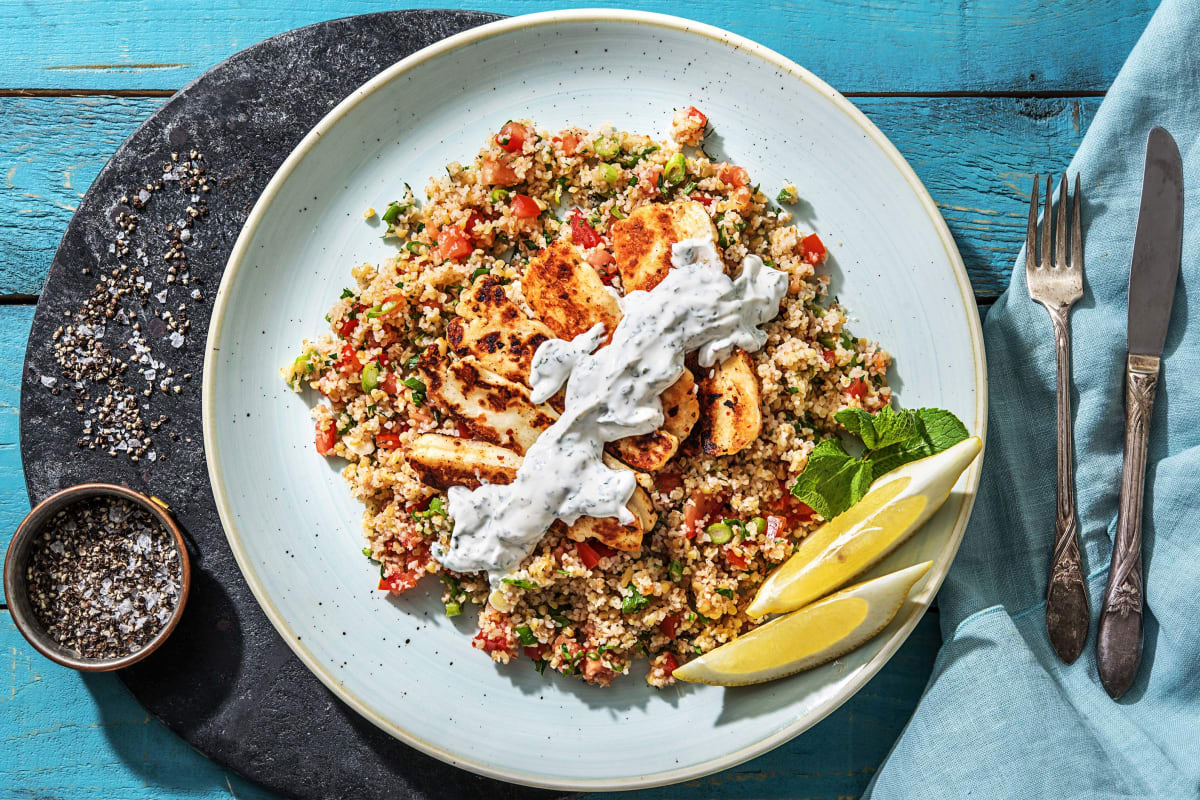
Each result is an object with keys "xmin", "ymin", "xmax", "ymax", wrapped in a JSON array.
[{"xmin": 1096, "ymin": 126, "xmax": 1184, "ymax": 699}]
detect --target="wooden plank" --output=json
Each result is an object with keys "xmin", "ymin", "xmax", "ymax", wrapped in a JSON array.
[
  {"xmin": 0, "ymin": 95, "xmax": 1096, "ymax": 297},
  {"xmin": 0, "ymin": 0, "xmax": 1154, "ymax": 93},
  {"xmin": 0, "ymin": 307, "xmax": 32, "ymax": 597},
  {"xmin": 0, "ymin": 608, "xmax": 941, "ymax": 799}
]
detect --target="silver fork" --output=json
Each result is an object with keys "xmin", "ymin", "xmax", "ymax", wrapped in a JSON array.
[{"xmin": 1026, "ymin": 172, "xmax": 1088, "ymax": 664}]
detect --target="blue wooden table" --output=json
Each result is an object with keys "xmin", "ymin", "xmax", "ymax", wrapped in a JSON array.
[{"xmin": 0, "ymin": 1, "xmax": 1154, "ymax": 797}]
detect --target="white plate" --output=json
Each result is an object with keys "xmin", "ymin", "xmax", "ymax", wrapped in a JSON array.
[{"xmin": 204, "ymin": 9, "xmax": 986, "ymax": 791}]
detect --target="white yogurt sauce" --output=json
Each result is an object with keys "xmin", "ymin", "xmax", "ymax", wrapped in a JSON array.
[{"xmin": 435, "ymin": 237, "xmax": 788, "ymax": 584}]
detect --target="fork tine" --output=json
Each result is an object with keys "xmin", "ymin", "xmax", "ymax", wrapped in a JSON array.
[
  {"xmin": 1055, "ymin": 172, "xmax": 1068, "ymax": 268},
  {"xmin": 1071, "ymin": 173, "xmax": 1083, "ymax": 270},
  {"xmin": 1026, "ymin": 173, "xmax": 1040, "ymax": 270},
  {"xmin": 1042, "ymin": 172, "xmax": 1053, "ymax": 269}
]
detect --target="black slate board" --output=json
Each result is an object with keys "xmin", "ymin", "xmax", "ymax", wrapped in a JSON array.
[{"xmin": 19, "ymin": 11, "xmax": 570, "ymax": 800}]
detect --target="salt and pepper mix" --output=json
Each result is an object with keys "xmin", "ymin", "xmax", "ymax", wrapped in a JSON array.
[{"xmin": 25, "ymin": 496, "xmax": 182, "ymax": 660}]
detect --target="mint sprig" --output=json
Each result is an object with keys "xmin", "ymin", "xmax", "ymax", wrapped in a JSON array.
[{"xmin": 790, "ymin": 406, "xmax": 968, "ymax": 519}]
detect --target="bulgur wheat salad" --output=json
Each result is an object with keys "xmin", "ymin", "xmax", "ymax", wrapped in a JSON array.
[{"xmin": 284, "ymin": 109, "xmax": 892, "ymax": 688}]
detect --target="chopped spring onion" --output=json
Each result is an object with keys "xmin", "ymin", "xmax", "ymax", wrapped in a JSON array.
[
  {"xmin": 706, "ymin": 521, "xmax": 733, "ymax": 545},
  {"xmin": 681, "ymin": 180, "xmax": 696, "ymax": 195},
  {"xmin": 360, "ymin": 362, "xmax": 380, "ymax": 392},
  {"xmin": 515, "ymin": 625, "xmax": 537, "ymax": 646},
  {"xmin": 362, "ymin": 547, "xmax": 374, "ymax": 559},
  {"xmin": 365, "ymin": 299, "xmax": 399, "ymax": 319},
  {"xmin": 748, "ymin": 516, "xmax": 768, "ymax": 537},
  {"xmin": 293, "ymin": 352, "xmax": 314, "ymax": 375},
  {"xmin": 382, "ymin": 201, "xmax": 407, "ymax": 223},
  {"xmin": 489, "ymin": 188, "xmax": 509, "ymax": 203},
  {"xmin": 668, "ymin": 560, "xmax": 683, "ymax": 582},
  {"xmin": 722, "ymin": 518, "xmax": 747, "ymax": 540},
  {"xmin": 414, "ymin": 496, "xmax": 447, "ymax": 520},
  {"xmin": 776, "ymin": 186, "xmax": 798, "ymax": 204},
  {"xmin": 405, "ymin": 241, "xmax": 428, "ymax": 254},
  {"xmin": 470, "ymin": 266, "xmax": 491, "ymax": 281},
  {"xmin": 502, "ymin": 578, "xmax": 537, "ymax": 590},
  {"xmin": 611, "ymin": 207, "xmax": 627, "ymax": 220},
  {"xmin": 444, "ymin": 601, "xmax": 462, "ymax": 617},
  {"xmin": 664, "ymin": 153, "xmax": 687, "ymax": 185},
  {"xmin": 593, "ymin": 135, "xmax": 620, "ymax": 159},
  {"xmin": 715, "ymin": 587, "xmax": 735, "ymax": 599},
  {"xmin": 598, "ymin": 163, "xmax": 620, "ymax": 184}
]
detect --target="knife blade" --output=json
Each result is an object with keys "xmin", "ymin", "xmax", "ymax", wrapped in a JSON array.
[
  {"xmin": 1097, "ymin": 126, "xmax": 1184, "ymax": 699},
  {"xmin": 1128, "ymin": 126, "xmax": 1184, "ymax": 357}
]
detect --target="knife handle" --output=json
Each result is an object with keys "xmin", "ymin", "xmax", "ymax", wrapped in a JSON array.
[{"xmin": 1097, "ymin": 352, "xmax": 1158, "ymax": 698}]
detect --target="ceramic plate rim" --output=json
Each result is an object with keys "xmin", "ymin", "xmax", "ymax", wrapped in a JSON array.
[{"xmin": 203, "ymin": 8, "xmax": 988, "ymax": 790}]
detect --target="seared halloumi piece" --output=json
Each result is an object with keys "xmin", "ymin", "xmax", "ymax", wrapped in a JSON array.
[
  {"xmin": 611, "ymin": 200, "xmax": 716, "ymax": 293},
  {"xmin": 608, "ymin": 430, "xmax": 679, "ymax": 472},
  {"xmin": 565, "ymin": 484, "xmax": 657, "ymax": 553},
  {"xmin": 446, "ymin": 314, "xmax": 552, "ymax": 386},
  {"xmin": 408, "ymin": 432, "xmax": 655, "ymax": 553},
  {"xmin": 418, "ymin": 355, "xmax": 558, "ymax": 455},
  {"xmin": 406, "ymin": 433, "xmax": 521, "ymax": 489},
  {"xmin": 696, "ymin": 349, "xmax": 762, "ymax": 456},
  {"xmin": 523, "ymin": 240, "xmax": 621, "ymax": 341},
  {"xmin": 660, "ymin": 367, "xmax": 699, "ymax": 441}
]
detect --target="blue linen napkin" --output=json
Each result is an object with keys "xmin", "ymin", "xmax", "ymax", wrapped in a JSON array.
[{"xmin": 865, "ymin": 0, "xmax": 1200, "ymax": 796}]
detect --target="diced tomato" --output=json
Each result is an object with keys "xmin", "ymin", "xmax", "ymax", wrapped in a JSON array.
[
  {"xmin": 337, "ymin": 343, "xmax": 360, "ymax": 372},
  {"xmin": 654, "ymin": 470, "xmax": 683, "ymax": 494},
  {"xmin": 437, "ymin": 226, "xmax": 473, "ymax": 261},
  {"xmin": 592, "ymin": 541, "xmax": 617, "ymax": 559},
  {"xmin": 585, "ymin": 247, "xmax": 615, "ymax": 268},
  {"xmin": 765, "ymin": 514, "xmax": 785, "ymax": 540},
  {"xmin": 339, "ymin": 316, "xmax": 359, "ymax": 338},
  {"xmin": 455, "ymin": 419, "xmax": 472, "ymax": 438},
  {"xmin": 725, "ymin": 550, "xmax": 749, "ymax": 571},
  {"xmin": 569, "ymin": 209, "xmax": 602, "ymax": 248},
  {"xmin": 523, "ymin": 644, "xmax": 547, "ymax": 661},
  {"xmin": 472, "ymin": 630, "xmax": 510, "ymax": 653},
  {"xmin": 690, "ymin": 193, "xmax": 713, "ymax": 206},
  {"xmin": 496, "ymin": 121, "xmax": 529, "ymax": 153},
  {"xmin": 575, "ymin": 539, "xmax": 616, "ymax": 569},
  {"xmin": 510, "ymin": 193, "xmax": 540, "ymax": 219},
  {"xmin": 718, "ymin": 164, "xmax": 749, "ymax": 188},
  {"xmin": 801, "ymin": 233, "xmax": 827, "ymax": 265},
  {"xmin": 381, "ymin": 373, "xmax": 398, "ymax": 395},
  {"xmin": 378, "ymin": 569, "xmax": 420, "ymax": 594},
  {"xmin": 659, "ymin": 613, "xmax": 681, "ymax": 640},
  {"xmin": 480, "ymin": 156, "xmax": 520, "ymax": 186},
  {"xmin": 660, "ymin": 652, "xmax": 679, "ymax": 675},
  {"xmin": 847, "ymin": 379, "xmax": 869, "ymax": 400},
  {"xmin": 377, "ymin": 431, "xmax": 402, "ymax": 450},
  {"xmin": 684, "ymin": 491, "xmax": 724, "ymax": 539},
  {"xmin": 559, "ymin": 133, "xmax": 580, "ymax": 155},
  {"xmin": 315, "ymin": 420, "xmax": 336, "ymax": 456},
  {"xmin": 823, "ymin": 348, "xmax": 837, "ymax": 366},
  {"xmin": 464, "ymin": 212, "xmax": 486, "ymax": 237},
  {"xmin": 686, "ymin": 105, "xmax": 708, "ymax": 127}
]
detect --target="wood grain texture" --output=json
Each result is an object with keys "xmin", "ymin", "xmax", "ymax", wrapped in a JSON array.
[
  {"xmin": 0, "ymin": 95, "xmax": 1096, "ymax": 297},
  {"xmin": 0, "ymin": 0, "xmax": 1154, "ymax": 93},
  {"xmin": 0, "ymin": 306, "xmax": 33, "ymax": 587},
  {"xmin": 0, "ymin": 609, "xmax": 941, "ymax": 800}
]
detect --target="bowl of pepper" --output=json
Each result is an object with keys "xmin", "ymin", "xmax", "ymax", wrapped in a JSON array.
[{"xmin": 4, "ymin": 483, "xmax": 191, "ymax": 671}]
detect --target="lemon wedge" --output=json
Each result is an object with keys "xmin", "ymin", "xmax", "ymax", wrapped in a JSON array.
[
  {"xmin": 747, "ymin": 436, "xmax": 981, "ymax": 619},
  {"xmin": 673, "ymin": 561, "xmax": 932, "ymax": 685}
]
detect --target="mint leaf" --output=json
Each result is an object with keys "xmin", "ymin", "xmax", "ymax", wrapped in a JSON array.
[
  {"xmin": 867, "ymin": 408, "xmax": 969, "ymax": 477},
  {"xmin": 790, "ymin": 439, "xmax": 873, "ymax": 519},
  {"xmin": 867, "ymin": 405, "xmax": 918, "ymax": 449},
  {"xmin": 834, "ymin": 408, "xmax": 878, "ymax": 448}
]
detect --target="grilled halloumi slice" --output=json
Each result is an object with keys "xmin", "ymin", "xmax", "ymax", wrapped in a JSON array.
[
  {"xmin": 417, "ymin": 355, "xmax": 558, "ymax": 455},
  {"xmin": 523, "ymin": 240, "xmax": 621, "ymax": 341},
  {"xmin": 696, "ymin": 349, "xmax": 763, "ymax": 456},
  {"xmin": 611, "ymin": 200, "xmax": 717, "ymax": 293},
  {"xmin": 446, "ymin": 314, "xmax": 552, "ymax": 386},
  {"xmin": 407, "ymin": 432, "xmax": 655, "ymax": 552},
  {"xmin": 660, "ymin": 367, "xmax": 699, "ymax": 442},
  {"xmin": 406, "ymin": 433, "xmax": 522, "ymax": 489},
  {"xmin": 607, "ymin": 430, "xmax": 679, "ymax": 472}
]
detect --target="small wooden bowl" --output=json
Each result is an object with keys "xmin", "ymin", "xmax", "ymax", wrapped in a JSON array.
[{"xmin": 4, "ymin": 483, "xmax": 192, "ymax": 671}]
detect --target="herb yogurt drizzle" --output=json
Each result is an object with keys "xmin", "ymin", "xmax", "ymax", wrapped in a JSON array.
[{"xmin": 435, "ymin": 237, "xmax": 788, "ymax": 585}]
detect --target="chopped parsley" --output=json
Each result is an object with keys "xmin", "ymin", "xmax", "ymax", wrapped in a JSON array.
[
  {"xmin": 502, "ymin": 578, "xmax": 537, "ymax": 590},
  {"xmin": 621, "ymin": 584, "xmax": 650, "ymax": 614}
]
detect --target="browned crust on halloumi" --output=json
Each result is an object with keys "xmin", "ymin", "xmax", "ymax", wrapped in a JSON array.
[
  {"xmin": 607, "ymin": 430, "xmax": 679, "ymax": 472},
  {"xmin": 696, "ymin": 350, "xmax": 763, "ymax": 456},
  {"xmin": 660, "ymin": 368, "xmax": 699, "ymax": 442},
  {"xmin": 446, "ymin": 315, "xmax": 551, "ymax": 386},
  {"xmin": 523, "ymin": 240, "xmax": 621, "ymax": 341},
  {"xmin": 406, "ymin": 433, "xmax": 520, "ymax": 489},
  {"xmin": 565, "ymin": 485, "xmax": 657, "ymax": 553},
  {"xmin": 417, "ymin": 353, "xmax": 557, "ymax": 455},
  {"xmin": 611, "ymin": 200, "xmax": 716, "ymax": 293}
]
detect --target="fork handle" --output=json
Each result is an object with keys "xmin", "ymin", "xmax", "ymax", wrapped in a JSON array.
[
  {"xmin": 1043, "ymin": 304, "xmax": 1089, "ymax": 664},
  {"xmin": 1096, "ymin": 353, "xmax": 1157, "ymax": 698}
]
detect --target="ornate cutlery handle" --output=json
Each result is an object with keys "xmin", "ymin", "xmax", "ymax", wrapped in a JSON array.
[
  {"xmin": 1044, "ymin": 305, "xmax": 1088, "ymax": 664},
  {"xmin": 1096, "ymin": 352, "xmax": 1158, "ymax": 698}
]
